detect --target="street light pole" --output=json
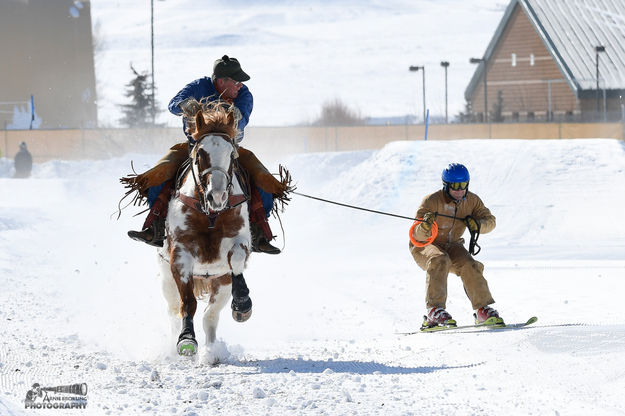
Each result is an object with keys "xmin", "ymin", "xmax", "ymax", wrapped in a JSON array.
[
  {"xmin": 150, "ymin": 0, "xmax": 155, "ymax": 125},
  {"xmin": 595, "ymin": 45, "xmax": 605, "ymax": 120},
  {"xmin": 440, "ymin": 61, "xmax": 449, "ymax": 123},
  {"xmin": 470, "ymin": 57, "xmax": 488, "ymax": 122},
  {"xmin": 409, "ymin": 65, "xmax": 426, "ymax": 123}
]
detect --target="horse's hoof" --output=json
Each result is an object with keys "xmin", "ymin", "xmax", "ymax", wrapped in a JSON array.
[
  {"xmin": 231, "ymin": 296, "xmax": 252, "ymax": 323},
  {"xmin": 177, "ymin": 338, "xmax": 198, "ymax": 356},
  {"xmin": 232, "ymin": 308, "xmax": 252, "ymax": 323}
]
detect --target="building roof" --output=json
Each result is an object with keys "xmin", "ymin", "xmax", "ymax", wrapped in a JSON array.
[{"xmin": 465, "ymin": 0, "xmax": 625, "ymax": 100}]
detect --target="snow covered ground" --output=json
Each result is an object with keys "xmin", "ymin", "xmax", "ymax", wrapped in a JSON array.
[
  {"xmin": 1, "ymin": 138, "xmax": 625, "ymax": 415},
  {"xmin": 90, "ymin": 0, "xmax": 508, "ymax": 127}
]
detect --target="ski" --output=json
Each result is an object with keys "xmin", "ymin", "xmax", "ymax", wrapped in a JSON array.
[{"xmin": 397, "ymin": 316, "xmax": 537, "ymax": 335}]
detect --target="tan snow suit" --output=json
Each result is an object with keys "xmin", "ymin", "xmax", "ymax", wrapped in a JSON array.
[{"xmin": 409, "ymin": 189, "xmax": 496, "ymax": 310}]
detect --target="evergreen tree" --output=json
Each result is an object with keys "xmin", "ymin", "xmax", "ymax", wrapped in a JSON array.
[
  {"xmin": 455, "ymin": 99, "xmax": 474, "ymax": 123},
  {"xmin": 119, "ymin": 64, "xmax": 161, "ymax": 127},
  {"xmin": 490, "ymin": 90, "xmax": 504, "ymax": 122}
]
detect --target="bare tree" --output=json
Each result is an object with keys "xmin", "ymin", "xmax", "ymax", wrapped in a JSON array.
[{"xmin": 313, "ymin": 99, "xmax": 364, "ymax": 126}]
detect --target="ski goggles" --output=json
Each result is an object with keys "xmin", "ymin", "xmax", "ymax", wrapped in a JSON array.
[{"xmin": 448, "ymin": 181, "xmax": 468, "ymax": 190}]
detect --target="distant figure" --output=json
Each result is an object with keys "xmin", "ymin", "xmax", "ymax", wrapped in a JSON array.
[{"xmin": 14, "ymin": 141, "xmax": 32, "ymax": 178}]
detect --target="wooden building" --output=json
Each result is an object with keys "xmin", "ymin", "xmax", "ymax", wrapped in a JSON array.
[
  {"xmin": 465, "ymin": 0, "xmax": 625, "ymax": 122},
  {"xmin": 0, "ymin": 0, "xmax": 97, "ymax": 129}
]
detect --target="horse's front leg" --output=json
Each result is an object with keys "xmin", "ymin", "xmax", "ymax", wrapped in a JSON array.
[
  {"xmin": 231, "ymin": 273, "xmax": 252, "ymax": 322},
  {"xmin": 228, "ymin": 242, "xmax": 252, "ymax": 323},
  {"xmin": 171, "ymin": 262, "xmax": 198, "ymax": 356}
]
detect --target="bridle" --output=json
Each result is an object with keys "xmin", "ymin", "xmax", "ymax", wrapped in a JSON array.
[{"xmin": 178, "ymin": 133, "xmax": 247, "ymax": 221}]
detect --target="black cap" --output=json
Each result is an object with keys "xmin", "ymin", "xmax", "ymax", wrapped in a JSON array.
[{"xmin": 212, "ymin": 55, "xmax": 250, "ymax": 82}]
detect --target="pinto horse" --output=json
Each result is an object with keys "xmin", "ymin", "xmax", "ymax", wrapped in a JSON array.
[{"xmin": 158, "ymin": 103, "xmax": 252, "ymax": 357}]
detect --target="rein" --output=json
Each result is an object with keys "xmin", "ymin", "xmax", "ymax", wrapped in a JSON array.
[
  {"xmin": 293, "ymin": 191, "xmax": 482, "ymax": 255},
  {"xmin": 179, "ymin": 133, "xmax": 248, "ymax": 223}
]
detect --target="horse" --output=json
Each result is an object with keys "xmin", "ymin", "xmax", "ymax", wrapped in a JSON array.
[{"xmin": 158, "ymin": 103, "xmax": 252, "ymax": 358}]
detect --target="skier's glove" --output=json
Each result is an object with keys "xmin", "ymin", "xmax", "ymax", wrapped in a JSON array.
[
  {"xmin": 420, "ymin": 212, "xmax": 436, "ymax": 232},
  {"xmin": 464, "ymin": 215, "xmax": 480, "ymax": 233},
  {"xmin": 179, "ymin": 98, "xmax": 201, "ymax": 116}
]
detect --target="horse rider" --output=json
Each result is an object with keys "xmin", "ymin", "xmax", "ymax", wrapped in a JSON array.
[
  {"xmin": 14, "ymin": 141, "xmax": 33, "ymax": 178},
  {"xmin": 125, "ymin": 55, "xmax": 286, "ymax": 254},
  {"xmin": 409, "ymin": 163, "xmax": 503, "ymax": 328}
]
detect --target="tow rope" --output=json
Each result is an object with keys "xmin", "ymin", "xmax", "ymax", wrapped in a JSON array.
[{"xmin": 293, "ymin": 191, "xmax": 481, "ymax": 255}]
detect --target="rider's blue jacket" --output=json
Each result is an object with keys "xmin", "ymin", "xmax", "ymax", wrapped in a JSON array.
[
  {"xmin": 158, "ymin": 77, "xmax": 271, "ymax": 217},
  {"xmin": 168, "ymin": 77, "xmax": 253, "ymax": 142}
]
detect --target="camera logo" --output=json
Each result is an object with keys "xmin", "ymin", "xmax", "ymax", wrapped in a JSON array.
[{"xmin": 25, "ymin": 383, "xmax": 88, "ymax": 410}]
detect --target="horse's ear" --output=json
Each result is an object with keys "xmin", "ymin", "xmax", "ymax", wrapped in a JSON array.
[{"xmin": 195, "ymin": 111, "xmax": 205, "ymax": 132}]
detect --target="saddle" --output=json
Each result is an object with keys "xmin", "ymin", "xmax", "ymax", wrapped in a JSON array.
[{"xmin": 120, "ymin": 142, "xmax": 293, "ymax": 215}]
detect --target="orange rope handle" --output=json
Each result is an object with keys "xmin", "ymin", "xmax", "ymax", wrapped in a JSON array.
[{"xmin": 409, "ymin": 218, "xmax": 438, "ymax": 247}]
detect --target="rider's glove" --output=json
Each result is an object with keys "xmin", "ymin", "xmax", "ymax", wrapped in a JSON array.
[
  {"xmin": 232, "ymin": 107, "xmax": 242, "ymax": 124},
  {"xmin": 179, "ymin": 98, "xmax": 201, "ymax": 116},
  {"xmin": 464, "ymin": 215, "xmax": 480, "ymax": 233},
  {"xmin": 420, "ymin": 212, "xmax": 436, "ymax": 232}
]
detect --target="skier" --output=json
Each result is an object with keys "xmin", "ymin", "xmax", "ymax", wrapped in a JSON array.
[
  {"xmin": 409, "ymin": 163, "xmax": 503, "ymax": 329},
  {"xmin": 125, "ymin": 55, "xmax": 286, "ymax": 254},
  {"xmin": 13, "ymin": 141, "xmax": 33, "ymax": 178}
]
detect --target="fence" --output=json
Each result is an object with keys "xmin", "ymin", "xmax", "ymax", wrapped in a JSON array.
[{"xmin": 2, "ymin": 122, "xmax": 624, "ymax": 163}]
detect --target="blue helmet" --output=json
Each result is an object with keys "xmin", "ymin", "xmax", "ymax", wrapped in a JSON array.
[
  {"xmin": 442, "ymin": 163, "xmax": 470, "ymax": 183},
  {"xmin": 442, "ymin": 163, "xmax": 470, "ymax": 194}
]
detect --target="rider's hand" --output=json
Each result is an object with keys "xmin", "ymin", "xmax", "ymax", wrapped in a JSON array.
[
  {"xmin": 232, "ymin": 107, "xmax": 242, "ymax": 124},
  {"xmin": 420, "ymin": 212, "xmax": 436, "ymax": 232},
  {"xmin": 464, "ymin": 216, "xmax": 480, "ymax": 233},
  {"xmin": 179, "ymin": 98, "xmax": 201, "ymax": 116}
]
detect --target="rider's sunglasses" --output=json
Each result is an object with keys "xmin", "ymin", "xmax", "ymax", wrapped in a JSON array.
[
  {"xmin": 449, "ymin": 181, "xmax": 468, "ymax": 190},
  {"xmin": 227, "ymin": 78, "xmax": 242, "ymax": 86}
]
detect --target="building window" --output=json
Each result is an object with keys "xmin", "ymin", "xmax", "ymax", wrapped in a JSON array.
[
  {"xmin": 512, "ymin": 112, "xmax": 519, "ymax": 121},
  {"xmin": 527, "ymin": 111, "xmax": 535, "ymax": 121},
  {"xmin": 511, "ymin": 53, "xmax": 517, "ymax": 67},
  {"xmin": 530, "ymin": 53, "xmax": 535, "ymax": 66}
]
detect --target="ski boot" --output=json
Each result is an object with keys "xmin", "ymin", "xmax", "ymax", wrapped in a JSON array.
[
  {"xmin": 474, "ymin": 305, "xmax": 504, "ymax": 326},
  {"xmin": 421, "ymin": 307, "xmax": 457, "ymax": 330}
]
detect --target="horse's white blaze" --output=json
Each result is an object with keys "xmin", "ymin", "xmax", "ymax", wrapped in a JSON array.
[
  {"xmin": 208, "ymin": 180, "xmax": 228, "ymax": 210},
  {"xmin": 196, "ymin": 135, "xmax": 233, "ymax": 212}
]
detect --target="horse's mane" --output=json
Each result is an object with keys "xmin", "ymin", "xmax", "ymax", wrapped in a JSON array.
[{"xmin": 184, "ymin": 99, "xmax": 238, "ymax": 141}]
